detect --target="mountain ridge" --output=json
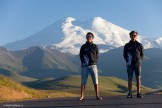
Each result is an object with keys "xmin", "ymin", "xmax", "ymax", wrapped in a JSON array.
[{"xmin": 0, "ymin": 46, "xmax": 162, "ymax": 89}]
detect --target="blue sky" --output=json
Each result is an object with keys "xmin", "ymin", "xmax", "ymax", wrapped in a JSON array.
[{"xmin": 0, "ymin": 0, "xmax": 162, "ymax": 45}]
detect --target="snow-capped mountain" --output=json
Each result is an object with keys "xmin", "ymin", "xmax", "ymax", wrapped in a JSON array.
[
  {"xmin": 154, "ymin": 37, "xmax": 162, "ymax": 47},
  {"xmin": 3, "ymin": 17, "xmax": 162, "ymax": 54},
  {"xmin": 53, "ymin": 17, "xmax": 131, "ymax": 54}
]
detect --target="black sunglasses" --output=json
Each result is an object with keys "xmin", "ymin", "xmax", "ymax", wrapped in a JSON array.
[{"xmin": 86, "ymin": 35, "xmax": 93, "ymax": 38}]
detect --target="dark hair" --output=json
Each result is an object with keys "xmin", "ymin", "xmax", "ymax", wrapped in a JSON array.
[
  {"xmin": 129, "ymin": 31, "xmax": 138, "ymax": 36},
  {"xmin": 86, "ymin": 32, "xmax": 94, "ymax": 38}
]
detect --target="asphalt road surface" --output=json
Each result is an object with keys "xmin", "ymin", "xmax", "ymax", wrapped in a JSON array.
[{"xmin": 0, "ymin": 94, "xmax": 162, "ymax": 108}]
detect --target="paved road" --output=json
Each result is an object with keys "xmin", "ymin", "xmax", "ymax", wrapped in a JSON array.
[{"xmin": 0, "ymin": 94, "xmax": 162, "ymax": 108}]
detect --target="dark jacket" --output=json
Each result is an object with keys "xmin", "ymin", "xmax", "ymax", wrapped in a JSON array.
[
  {"xmin": 80, "ymin": 42, "xmax": 99, "ymax": 67},
  {"xmin": 123, "ymin": 40, "xmax": 144, "ymax": 67}
]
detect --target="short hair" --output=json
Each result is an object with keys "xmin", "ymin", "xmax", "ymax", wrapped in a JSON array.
[
  {"xmin": 86, "ymin": 32, "xmax": 94, "ymax": 38},
  {"xmin": 129, "ymin": 31, "xmax": 138, "ymax": 36}
]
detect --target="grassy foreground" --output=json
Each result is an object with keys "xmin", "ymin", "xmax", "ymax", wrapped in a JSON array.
[
  {"xmin": 0, "ymin": 75, "xmax": 78, "ymax": 102},
  {"xmin": 26, "ymin": 75, "xmax": 154, "ymax": 97},
  {"xmin": 0, "ymin": 75, "xmax": 155, "ymax": 102}
]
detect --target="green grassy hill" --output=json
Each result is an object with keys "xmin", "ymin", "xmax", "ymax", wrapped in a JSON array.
[{"xmin": 26, "ymin": 75, "xmax": 154, "ymax": 96}]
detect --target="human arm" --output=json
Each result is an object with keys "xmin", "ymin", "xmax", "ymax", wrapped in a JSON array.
[
  {"xmin": 140, "ymin": 44, "xmax": 144, "ymax": 60},
  {"xmin": 123, "ymin": 45, "xmax": 128, "ymax": 62}
]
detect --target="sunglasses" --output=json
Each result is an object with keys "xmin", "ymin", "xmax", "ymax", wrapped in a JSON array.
[
  {"xmin": 131, "ymin": 35, "xmax": 137, "ymax": 37},
  {"xmin": 86, "ymin": 36, "xmax": 93, "ymax": 38}
]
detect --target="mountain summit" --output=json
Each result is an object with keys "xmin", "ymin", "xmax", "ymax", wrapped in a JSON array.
[{"xmin": 3, "ymin": 17, "xmax": 162, "ymax": 54}]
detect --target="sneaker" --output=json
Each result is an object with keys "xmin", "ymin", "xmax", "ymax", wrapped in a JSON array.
[
  {"xmin": 137, "ymin": 93, "xmax": 143, "ymax": 98},
  {"xmin": 127, "ymin": 93, "xmax": 132, "ymax": 98}
]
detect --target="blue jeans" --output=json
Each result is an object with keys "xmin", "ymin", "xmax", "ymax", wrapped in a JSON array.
[{"xmin": 81, "ymin": 65, "xmax": 98, "ymax": 85}]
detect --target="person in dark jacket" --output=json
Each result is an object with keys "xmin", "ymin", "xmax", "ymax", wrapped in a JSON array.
[
  {"xmin": 78, "ymin": 32, "xmax": 102, "ymax": 100},
  {"xmin": 123, "ymin": 31, "xmax": 144, "ymax": 98}
]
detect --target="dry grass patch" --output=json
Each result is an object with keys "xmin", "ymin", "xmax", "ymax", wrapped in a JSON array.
[{"xmin": 0, "ymin": 75, "xmax": 44, "ymax": 102}]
